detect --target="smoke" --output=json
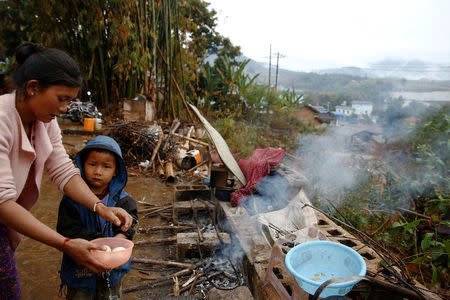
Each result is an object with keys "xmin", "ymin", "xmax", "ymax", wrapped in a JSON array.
[
  {"xmin": 211, "ymin": 104, "xmax": 447, "ymax": 266},
  {"xmin": 292, "ymin": 125, "xmax": 387, "ymax": 210},
  {"xmin": 292, "ymin": 104, "xmax": 449, "ymax": 214},
  {"xmin": 244, "ymin": 172, "xmax": 296, "ymax": 214},
  {"xmin": 295, "ymin": 127, "xmax": 358, "ymax": 205},
  {"xmin": 213, "ymin": 172, "xmax": 298, "ymax": 265}
]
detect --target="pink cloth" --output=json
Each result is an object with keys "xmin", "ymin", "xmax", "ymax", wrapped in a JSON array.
[
  {"xmin": 0, "ymin": 92, "xmax": 80, "ymax": 249},
  {"xmin": 230, "ymin": 147, "xmax": 285, "ymax": 207}
]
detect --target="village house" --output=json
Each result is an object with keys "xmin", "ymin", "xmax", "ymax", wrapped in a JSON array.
[
  {"xmin": 293, "ymin": 104, "xmax": 336, "ymax": 127},
  {"xmin": 335, "ymin": 101, "xmax": 373, "ymax": 119},
  {"xmin": 352, "ymin": 101, "xmax": 373, "ymax": 117},
  {"xmin": 335, "ymin": 105, "xmax": 354, "ymax": 116}
]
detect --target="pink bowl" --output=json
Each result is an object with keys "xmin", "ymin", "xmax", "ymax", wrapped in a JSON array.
[{"xmin": 90, "ymin": 237, "xmax": 134, "ymax": 269}]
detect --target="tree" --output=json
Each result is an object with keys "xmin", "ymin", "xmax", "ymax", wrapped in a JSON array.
[
  {"xmin": 0, "ymin": 0, "xmax": 237, "ymax": 120},
  {"xmin": 205, "ymin": 55, "xmax": 258, "ymax": 114},
  {"xmin": 0, "ymin": 1, "xmax": 34, "ymax": 58}
]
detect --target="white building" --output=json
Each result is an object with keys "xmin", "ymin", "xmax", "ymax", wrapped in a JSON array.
[
  {"xmin": 336, "ymin": 105, "xmax": 354, "ymax": 116},
  {"xmin": 352, "ymin": 101, "xmax": 373, "ymax": 117}
]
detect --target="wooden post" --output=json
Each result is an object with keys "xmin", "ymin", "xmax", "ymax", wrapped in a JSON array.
[
  {"xmin": 157, "ymin": 164, "xmax": 165, "ymax": 178},
  {"xmin": 165, "ymin": 161, "xmax": 175, "ymax": 182},
  {"xmin": 146, "ymin": 132, "xmax": 164, "ymax": 172}
]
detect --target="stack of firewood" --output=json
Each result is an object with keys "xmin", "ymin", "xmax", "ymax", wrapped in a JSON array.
[{"xmin": 107, "ymin": 120, "xmax": 210, "ymax": 181}]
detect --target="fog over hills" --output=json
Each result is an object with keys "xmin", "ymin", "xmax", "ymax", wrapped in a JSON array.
[
  {"xmin": 206, "ymin": 54, "xmax": 450, "ymax": 104},
  {"xmin": 240, "ymin": 56, "xmax": 450, "ymax": 104},
  {"xmin": 243, "ymin": 57, "xmax": 450, "ymax": 83},
  {"xmin": 316, "ymin": 59, "xmax": 450, "ymax": 81}
]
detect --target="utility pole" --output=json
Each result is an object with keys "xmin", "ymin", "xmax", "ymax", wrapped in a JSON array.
[
  {"xmin": 275, "ymin": 52, "xmax": 279, "ymax": 91},
  {"xmin": 268, "ymin": 44, "xmax": 272, "ymax": 88},
  {"xmin": 274, "ymin": 51, "xmax": 285, "ymax": 92}
]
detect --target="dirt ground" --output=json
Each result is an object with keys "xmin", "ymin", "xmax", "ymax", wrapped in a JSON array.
[{"xmin": 15, "ymin": 122, "xmax": 180, "ymax": 299}]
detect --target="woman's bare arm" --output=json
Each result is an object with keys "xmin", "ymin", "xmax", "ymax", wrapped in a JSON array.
[
  {"xmin": 63, "ymin": 174, "xmax": 132, "ymax": 231},
  {"xmin": 0, "ymin": 199, "xmax": 106, "ymax": 273}
]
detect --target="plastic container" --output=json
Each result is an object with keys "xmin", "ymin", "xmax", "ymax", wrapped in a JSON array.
[
  {"xmin": 94, "ymin": 118, "xmax": 102, "ymax": 130},
  {"xmin": 90, "ymin": 237, "xmax": 134, "ymax": 269},
  {"xmin": 187, "ymin": 149, "xmax": 202, "ymax": 164},
  {"xmin": 285, "ymin": 240, "xmax": 366, "ymax": 297},
  {"xmin": 83, "ymin": 118, "xmax": 95, "ymax": 131}
]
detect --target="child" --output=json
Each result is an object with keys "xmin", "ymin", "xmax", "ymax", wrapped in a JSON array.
[{"xmin": 57, "ymin": 136, "xmax": 138, "ymax": 300}]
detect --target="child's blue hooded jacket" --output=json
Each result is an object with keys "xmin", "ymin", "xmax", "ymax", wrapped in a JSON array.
[{"xmin": 57, "ymin": 136, "xmax": 137, "ymax": 293}]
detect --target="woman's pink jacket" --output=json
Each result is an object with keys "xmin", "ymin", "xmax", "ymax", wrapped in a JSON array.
[{"xmin": 0, "ymin": 92, "xmax": 80, "ymax": 249}]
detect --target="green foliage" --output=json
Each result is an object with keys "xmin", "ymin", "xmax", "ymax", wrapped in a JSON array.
[
  {"xmin": 394, "ymin": 217, "xmax": 449, "ymax": 287},
  {"xmin": 0, "ymin": 1, "xmax": 33, "ymax": 58},
  {"xmin": 212, "ymin": 118, "xmax": 258, "ymax": 157},
  {"xmin": 0, "ymin": 0, "xmax": 242, "ymax": 120},
  {"xmin": 200, "ymin": 55, "xmax": 258, "ymax": 114},
  {"xmin": 215, "ymin": 56, "xmax": 258, "ymax": 111},
  {"xmin": 242, "ymin": 84, "xmax": 268, "ymax": 118},
  {"xmin": 332, "ymin": 105, "xmax": 450, "ymax": 288},
  {"xmin": 279, "ymin": 88, "xmax": 304, "ymax": 108},
  {"xmin": 0, "ymin": 57, "xmax": 12, "ymax": 74}
]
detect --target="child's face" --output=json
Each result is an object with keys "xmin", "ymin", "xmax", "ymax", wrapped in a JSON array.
[{"xmin": 83, "ymin": 150, "xmax": 117, "ymax": 194}]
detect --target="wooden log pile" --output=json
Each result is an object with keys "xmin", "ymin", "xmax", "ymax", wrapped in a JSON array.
[
  {"xmin": 106, "ymin": 120, "xmax": 210, "ymax": 181},
  {"xmin": 107, "ymin": 121, "xmax": 168, "ymax": 166}
]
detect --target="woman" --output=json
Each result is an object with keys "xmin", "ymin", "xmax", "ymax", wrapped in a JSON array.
[{"xmin": 0, "ymin": 42, "xmax": 132, "ymax": 298}]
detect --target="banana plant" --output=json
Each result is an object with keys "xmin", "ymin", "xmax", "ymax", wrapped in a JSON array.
[{"xmin": 215, "ymin": 55, "xmax": 258, "ymax": 113}]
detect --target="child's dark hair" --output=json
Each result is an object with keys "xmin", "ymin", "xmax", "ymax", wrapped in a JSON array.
[
  {"xmin": 12, "ymin": 42, "xmax": 82, "ymax": 91},
  {"xmin": 82, "ymin": 148, "xmax": 118, "ymax": 166}
]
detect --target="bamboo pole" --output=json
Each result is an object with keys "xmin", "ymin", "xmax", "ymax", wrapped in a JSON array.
[
  {"xmin": 165, "ymin": 161, "xmax": 175, "ymax": 182},
  {"xmin": 132, "ymin": 258, "xmax": 195, "ymax": 269},
  {"xmin": 171, "ymin": 132, "xmax": 209, "ymax": 147},
  {"xmin": 138, "ymin": 225, "xmax": 194, "ymax": 233},
  {"xmin": 157, "ymin": 164, "xmax": 165, "ymax": 178},
  {"xmin": 139, "ymin": 207, "xmax": 162, "ymax": 214},
  {"xmin": 188, "ymin": 271, "xmax": 203, "ymax": 295},
  {"xmin": 168, "ymin": 271, "xmax": 222, "ymax": 296},
  {"xmin": 155, "ymin": 43, "xmax": 194, "ymax": 121},
  {"xmin": 143, "ymin": 205, "xmax": 173, "ymax": 217},
  {"xmin": 124, "ymin": 268, "xmax": 192, "ymax": 293},
  {"xmin": 175, "ymin": 126, "xmax": 195, "ymax": 169},
  {"xmin": 173, "ymin": 276, "xmax": 179, "ymax": 296},
  {"xmin": 187, "ymin": 159, "xmax": 209, "ymax": 172},
  {"xmin": 134, "ymin": 237, "xmax": 177, "ymax": 245},
  {"xmin": 139, "ymin": 205, "xmax": 172, "ymax": 214},
  {"xmin": 151, "ymin": 0, "xmax": 157, "ymax": 103},
  {"xmin": 145, "ymin": 132, "xmax": 164, "ymax": 172}
]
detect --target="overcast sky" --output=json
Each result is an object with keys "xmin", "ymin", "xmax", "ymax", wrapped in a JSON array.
[{"xmin": 207, "ymin": 0, "xmax": 450, "ymax": 72}]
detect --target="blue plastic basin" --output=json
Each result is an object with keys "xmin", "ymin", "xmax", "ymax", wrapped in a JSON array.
[{"xmin": 285, "ymin": 240, "xmax": 366, "ymax": 297}]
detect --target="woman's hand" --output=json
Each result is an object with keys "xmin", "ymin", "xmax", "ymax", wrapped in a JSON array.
[
  {"xmin": 62, "ymin": 238, "xmax": 107, "ymax": 273},
  {"xmin": 63, "ymin": 175, "xmax": 132, "ymax": 231},
  {"xmin": 96, "ymin": 205, "xmax": 133, "ymax": 232}
]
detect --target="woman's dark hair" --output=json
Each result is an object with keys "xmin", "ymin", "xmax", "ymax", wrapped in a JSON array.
[{"xmin": 12, "ymin": 42, "xmax": 82, "ymax": 91}]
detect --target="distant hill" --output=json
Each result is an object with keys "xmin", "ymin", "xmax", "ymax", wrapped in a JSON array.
[
  {"xmin": 241, "ymin": 57, "xmax": 450, "ymax": 94},
  {"xmin": 315, "ymin": 59, "xmax": 450, "ymax": 81}
]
